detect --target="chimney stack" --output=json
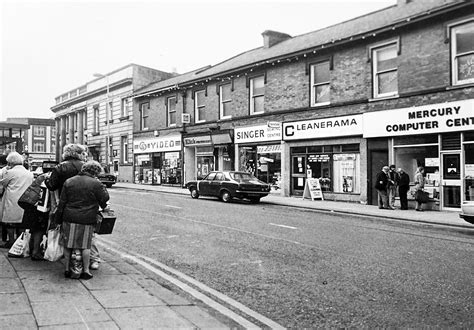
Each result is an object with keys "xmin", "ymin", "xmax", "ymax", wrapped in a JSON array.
[{"xmin": 262, "ymin": 30, "xmax": 291, "ymax": 48}]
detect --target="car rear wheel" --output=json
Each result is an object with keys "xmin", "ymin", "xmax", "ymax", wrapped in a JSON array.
[
  {"xmin": 105, "ymin": 183, "xmax": 112, "ymax": 188},
  {"xmin": 190, "ymin": 187, "xmax": 199, "ymax": 199},
  {"xmin": 220, "ymin": 190, "xmax": 232, "ymax": 203}
]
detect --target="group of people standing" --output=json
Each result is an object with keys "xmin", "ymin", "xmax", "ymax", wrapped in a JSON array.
[
  {"xmin": 0, "ymin": 144, "xmax": 109, "ymax": 280},
  {"xmin": 375, "ymin": 164, "xmax": 426, "ymax": 211}
]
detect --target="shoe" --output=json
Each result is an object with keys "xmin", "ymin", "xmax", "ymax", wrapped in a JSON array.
[
  {"xmin": 80, "ymin": 272, "xmax": 93, "ymax": 280},
  {"xmin": 90, "ymin": 262, "xmax": 99, "ymax": 270},
  {"xmin": 416, "ymin": 209, "xmax": 424, "ymax": 212},
  {"xmin": 64, "ymin": 271, "xmax": 71, "ymax": 278},
  {"xmin": 389, "ymin": 207, "xmax": 396, "ymax": 210}
]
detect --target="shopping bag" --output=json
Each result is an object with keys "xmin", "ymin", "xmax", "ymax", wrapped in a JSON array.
[
  {"xmin": 36, "ymin": 182, "xmax": 50, "ymax": 213},
  {"xmin": 8, "ymin": 230, "xmax": 31, "ymax": 258},
  {"xmin": 415, "ymin": 190, "xmax": 430, "ymax": 203},
  {"xmin": 43, "ymin": 226, "xmax": 64, "ymax": 262}
]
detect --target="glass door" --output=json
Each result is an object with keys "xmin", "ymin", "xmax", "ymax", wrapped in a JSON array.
[{"xmin": 441, "ymin": 153, "xmax": 461, "ymax": 209}]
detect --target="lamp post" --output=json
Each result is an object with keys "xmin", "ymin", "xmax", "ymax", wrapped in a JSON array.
[{"xmin": 93, "ymin": 73, "xmax": 111, "ymax": 173}]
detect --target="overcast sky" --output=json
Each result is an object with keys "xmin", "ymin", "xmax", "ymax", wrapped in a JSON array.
[{"xmin": 0, "ymin": 0, "xmax": 395, "ymax": 120}]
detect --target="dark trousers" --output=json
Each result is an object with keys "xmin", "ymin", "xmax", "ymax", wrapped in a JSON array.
[{"xmin": 399, "ymin": 185, "xmax": 409, "ymax": 210}]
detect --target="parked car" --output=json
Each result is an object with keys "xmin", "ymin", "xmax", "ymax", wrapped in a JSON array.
[
  {"xmin": 186, "ymin": 171, "xmax": 271, "ymax": 203},
  {"xmin": 98, "ymin": 169, "xmax": 117, "ymax": 188},
  {"xmin": 459, "ymin": 201, "xmax": 474, "ymax": 224}
]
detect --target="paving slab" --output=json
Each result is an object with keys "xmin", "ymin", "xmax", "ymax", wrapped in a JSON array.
[
  {"xmin": 127, "ymin": 274, "xmax": 190, "ymax": 306},
  {"xmin": 8, "ymin": 258, "xmax": 63, "ymax": 272},
  {"xmin": 80, "ymin": 274, "xmax": 143, "ymax": 291},
  {"xmin": 39, "ymin": 320, "xmax": 119, "ymax": 330},
  {"xmin": 0, "ymin": 277, "xmax": 24, "ymax": 293},
  {"xmin": 0, "ymin": 313, "xmax": 37, "ymax": 329},
  {"xmin": 0, "ymin": 292, "xmax": 32, "ymax": 316},
  {"xmin": 107, "ymin": 306, "xmax": 195, "ymax": 329},
  {"xmin": 171, "ymin": 305, "xmax": 229, "ymax": 329},
  {"xmin": 90, "ymin": 289, "xmax": 165, "ymax": 308},
  {"xmin": 31, "ymin": 295, "xmax": 112, "ymax": 327}
]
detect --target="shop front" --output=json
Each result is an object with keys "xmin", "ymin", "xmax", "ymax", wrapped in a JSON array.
[
  {"xmin": 183, "ymin": 130, "xmax": 233, "ymax": 182},
  {"xmin": 282, "ymin": 114, "xmax": 365, "ymax": 202},
  {"xmin": 364, "ymin": 99, "xmax": 474, "ymax": 211},
  {"xmin": 133, "ymin": 134, "xmax": 182, "ymax": 186},
  {"xmin": 235, "ymin": 122, "xmax": 282, "ymax": 192}
]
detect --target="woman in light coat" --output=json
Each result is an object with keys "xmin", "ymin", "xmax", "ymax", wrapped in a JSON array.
[
  {"xmin": 0, "ymin": 152, "xmax": 34, "ymax": 248},
  {"xmin": 414, "ymin": 166, "xmax": 425, "ymax": 211}
]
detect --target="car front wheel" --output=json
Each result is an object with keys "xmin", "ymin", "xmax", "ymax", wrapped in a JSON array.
[
  {"xmin": 249, "ymin": 197, "xmax": 261, "ymax": 203},
  {"xmin": 190, "ymin": 187, "xmax": 199, "ymax": 199},
  {"xmin": 220, "ymin": 190, "xmax": 232, "ymax": 203}
]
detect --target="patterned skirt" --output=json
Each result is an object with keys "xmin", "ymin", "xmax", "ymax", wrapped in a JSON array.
[{"xmin": 61, "ymin": 222, "xmax": 94, "ymax": 249}]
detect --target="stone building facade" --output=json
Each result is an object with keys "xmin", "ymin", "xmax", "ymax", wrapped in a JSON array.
[
  {"xmin": 132, "ymin": 0, "xmax": 473, "ymax": 211},
  {"xmin": 50, "ymin": 64, "xmax": 174, "ymax": 183}
]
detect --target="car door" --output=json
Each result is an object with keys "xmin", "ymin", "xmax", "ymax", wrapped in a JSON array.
[
  {"xmin": 198, "ymin": 172, "xmax": 216, "ymax": 196},
  {"xmin": 209, "ymin": 172, "xmax": 225, "ymax": 197}
]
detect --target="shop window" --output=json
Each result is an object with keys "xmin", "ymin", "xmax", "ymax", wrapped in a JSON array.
[
  {"xmin": 310, "ymin": 61, "xmax": 330, "ymax": 106},
  {"xmin": 393, "ymin": 134, "xmax": 438, "ymax": 146},
  {"xmin": 464, "ymin": 144, "xmax": 474, "ymax": 201},
  {"xmin": 450, "ymin": 20, "xmax": 474, "ymax": 85},
  {"xmin": 249, "ymin": 76, "xmax": 264, "ymax": 115},
  {"xmin": 464, "ymin": 131, "xmax": 474, "ymax": 141},
  {"xmin": 372, "ymin": 41, "xmax": 398, "ymax": 98},
  {"xmin": 441, "ymin": 133, "xmax": 461, "ymax": 151}
]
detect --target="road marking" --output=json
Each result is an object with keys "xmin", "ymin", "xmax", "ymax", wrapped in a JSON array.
[
  {"xmin": 269, "ymin": 223, "xmax": 297, "ymax": 230},
  {"xmin": 97, "ymin": 237, "xmax": 285, "ymax": 330},
  {"xmin": 165, "ymin": 204, "xmax": 182, "ymax": 209}
]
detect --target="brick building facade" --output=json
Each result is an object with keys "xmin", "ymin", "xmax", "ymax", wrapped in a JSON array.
[{"xmin": 131, "ymin": 0, "xmax": 474, "ymax": 211}]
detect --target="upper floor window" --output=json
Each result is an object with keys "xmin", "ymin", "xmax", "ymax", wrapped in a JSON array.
[
  {"xmin": 108, "ymin": 101, "xmax": 113, "ymax": 122},
  {"xmin": 451, "ymin": 21, "xmax": 474, "ymax": 85},
  {"xmin": 310, "ymin": 61, "xmax": 330, "ymax": 106},
  {"xmin": 167, "ymin": 96, "xmax": 177, "ymax": 127},
  {"xmin": 33, "ymin": 142, "xmax": 45, "ymax": 153},
  {"xmin": 93, "ymin": 105, "xmax": 100, "ymax": 133},
  {"xmin": 33, "ymin": 126, "xmax": 45, "ymax": 137},
  {"xmin": 195, "ymin": 90, "xmax": 206, "ymax": 123},
  {"xmin": 250, "ymin": 76, "xmax": 264, "ymax": 115},
  {"xmin": 83, "ymin": 110, "xmax": 88, "ymax": 130},
  {"xmin": 372, "ymin": 42, "xmax": 398, "ymax": 98},
  {"xmin": 121, "ymin": 98, "xmax": 129, "ymax": 117},
  {"xmin": 139, "ymin": 102, "xmax": 150, "ymax": 130},
  {"xmin": 219, "ymin": 83, "xmax": 232, "ymax": 119}
]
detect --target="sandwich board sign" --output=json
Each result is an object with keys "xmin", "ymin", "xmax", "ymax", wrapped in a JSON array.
[{"xmin": 302, "ymin": 178, "xmax": 324, "ymax": 201}]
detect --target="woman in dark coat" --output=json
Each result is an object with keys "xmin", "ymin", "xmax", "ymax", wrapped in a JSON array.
[
  {"xmin": 397, "ymin": 168, "xmax": 410, "ymax": 210},
  {"xmin": 55, "ymin": 160, "xmax": 109, "ymax": 280}
]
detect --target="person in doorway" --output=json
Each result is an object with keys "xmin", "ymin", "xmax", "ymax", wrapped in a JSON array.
[
  {"xmin": 387, "ymin": 165, "xmax": 399, "ymax": 210},
  {"xmin": 0, "ymin": 152, "xmax": 34, "ymax": 248},
  {"xmin": 55, "ymin": 160, "xmax": 109, "ymax": 280},
  {"xmin": 398, "ymin": 168, "xmax": 410, "ymax": 210},
  {"xmin": 375, "ymin": 165, "xmax": 390, "ymax": 210},
  {"xmin": 414, "ymin": 166, "xmax": 426, "ymax": 211}
]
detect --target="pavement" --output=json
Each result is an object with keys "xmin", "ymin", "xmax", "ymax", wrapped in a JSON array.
[{"xmin": 1, "ymin": 182, "xmax": 472, "ymax": 329}]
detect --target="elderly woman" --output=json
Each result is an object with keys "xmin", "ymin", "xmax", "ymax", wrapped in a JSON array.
[
  {"xmin": 0, "ymin": 152, "xmax": 34, "ymax": 248},
  {"xmin": 55, "ymin": 160, "xmax": 109, "ymax": 280},
  {"xmin": 46, "ymin": 144, "xmax": 86, "ymax": 195},
  {"xmin": 414, "ymin": 166, "xmax": 425, "ymax": 211}
]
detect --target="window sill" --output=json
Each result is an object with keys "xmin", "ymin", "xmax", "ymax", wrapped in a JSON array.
[
  {"xmin": 250, "ymin": 111, "xmax": 264, "ymax": 116},
  {"xmin": 92, "ymin": 132, "xmax": 100, "ymax": 136},
  {"xmin": 368, "ymin": 94, "xmax": 399, "ymax": 102},
  {"xmin": 219, "ymin": 116, "xmax": 232, "ymax": 121},
  {"xmin": 447, "ymin": 82, "xmax": 474, "ymax": 90},
  {"xmin": 310, "ymin": 102, "xmax": 330, "ymax": 108},
  {"xmin": 119, "ymin": 116, "xmax": 130, "ymax": 122},
  {"xmin": 103, "ymin": 120, "xmax": 113, "ymax": 124}
]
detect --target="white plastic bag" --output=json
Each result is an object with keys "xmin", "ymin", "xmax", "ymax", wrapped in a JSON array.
[
  {"xmin": 8, "ymin": 230, "xmax": 31, "ymax": 258},
  {"xmin": 44, "ymin": 226, "xmax": 63, "ymax": 262}
]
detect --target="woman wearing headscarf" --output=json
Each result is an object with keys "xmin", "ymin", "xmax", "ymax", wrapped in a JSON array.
[
  {"xmin": 55, "ymin": 160, "xmax": 109, "ymax": 280},
  {"xmin": 0, "ymin": 152, "xmax": 34, "ymax": 248}
]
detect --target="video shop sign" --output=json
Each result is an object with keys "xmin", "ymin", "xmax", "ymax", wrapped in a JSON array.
[
  {"xmin": 363, "ymin": 99, "xmax": 474, "ymax": 138},
  {"xmin": 133, "ymin": 136, "xmax": 181, "ymax": 153}
]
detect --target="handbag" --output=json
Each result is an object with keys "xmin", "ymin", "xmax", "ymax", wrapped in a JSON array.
[
  {"xmin": 415, "ymin": 190, "xmax": 430, "ymax": 203},
  {"xmin": 43, "ymin": 226, "xmax": 64, "ymax": 262},
  {"xmin": 8, "ymin": 230, "xmax": 31, "ymax": 258},
  {"xmin": 96, "ymin": 208, "xmax": 116, "ymax": 235},
  {"xmin": 18, "ymin": 181, "xmax": 42, "ymax": 210}
]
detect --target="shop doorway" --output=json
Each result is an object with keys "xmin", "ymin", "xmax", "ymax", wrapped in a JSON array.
[
  {"xmin": 441, "ymin": 152, "xmax": 461, "ymax": 209},
  {"xmin": 368, "ymin": 150, "xmax": 388, "ymax": 205}
]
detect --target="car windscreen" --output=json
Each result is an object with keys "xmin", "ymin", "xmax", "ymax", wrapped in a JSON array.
[{"xmin": 230, "ymin": 173, "xmax": 260, "ymax": 182}]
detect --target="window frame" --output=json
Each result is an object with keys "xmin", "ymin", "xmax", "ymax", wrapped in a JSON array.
[
  {"xmin": 310, "ymin": 60, "xmax": 331, "ymax": 107},
  {"xmin": 249, "ymin": 75, "xmax": 265, "ymax": 115},
  {"xmin": 371, "ymin": 40, "xmax": 399, "ymax": 99},
  {"xmin": 93, "ymin": 105, "xmax": 100, "ymax": 134},
  {"xmin": 139, "ymin": 102, "xmax": 150, "ymax": 131},
  {"xmin": 33, "ymin": 126, "xmax": 45, "ymax": 137},
  {"xmin": 121, "ymin": 135, "xmax": 128, "ymax": 164},
  {"xmin": 167, "ymin": 96, "xmax": 177, "ymax": 127},
  {"xmin": 450, "ymin": 19, "xmax": 474, "ymax": 85},
  {"xmin": 194, "ymin": 90, "xmax": 206, "ymax": 123},
  {"xmin": 219, "ymin": 83, "xmax": 232, "ymax": 119}
]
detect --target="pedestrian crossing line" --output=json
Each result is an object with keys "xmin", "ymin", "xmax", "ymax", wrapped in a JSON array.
[
  {"xmin": 96, "ymin": 237, "xmax": 285, "ymax": 330},
  {"xmin": 165, "ymin": 204, "xmax": 182, "ymax": 209},
  {"xmin": 268, "ymin": 223, "xmax": 298, "ymax": 230}
]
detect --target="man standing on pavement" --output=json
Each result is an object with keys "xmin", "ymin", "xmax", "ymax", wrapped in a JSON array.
[
  {"xmin": 375, "ymin": 166, "xmax": 390, "ymax": 210},
  {"xmin": 398, "ymin": 168, "xmax": 410, "ymax": 210},
  {"xmin": 388, "ymin": 165, "xmax": 399, "ymax": 210}
]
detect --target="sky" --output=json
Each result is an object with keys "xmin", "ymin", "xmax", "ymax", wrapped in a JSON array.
[{"xmin": 0, "ymin": 0, "xmax": 395, "ymax": 120}]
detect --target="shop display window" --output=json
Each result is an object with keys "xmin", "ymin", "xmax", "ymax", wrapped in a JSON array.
[
  {"xmin": 197, "ymin": 155, "xmax": 214, "ymax": 179},
  {"xmin": 239, "ymin": 145, "xmax": 282, "ymax": 190},
  {"xmin": 464, "ymin": 144, "xmax": 474, "ymax": 201}
]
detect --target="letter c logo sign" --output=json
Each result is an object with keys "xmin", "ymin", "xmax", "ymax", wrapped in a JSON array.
[{"xmin": 285, "ymin": 125, "xmax": 294, "ymax": 137}]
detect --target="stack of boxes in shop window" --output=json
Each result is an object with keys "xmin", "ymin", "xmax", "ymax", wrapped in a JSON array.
[{"xmin": 50, "ymin": 0, "xmax": 474, "ymax": 212}]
